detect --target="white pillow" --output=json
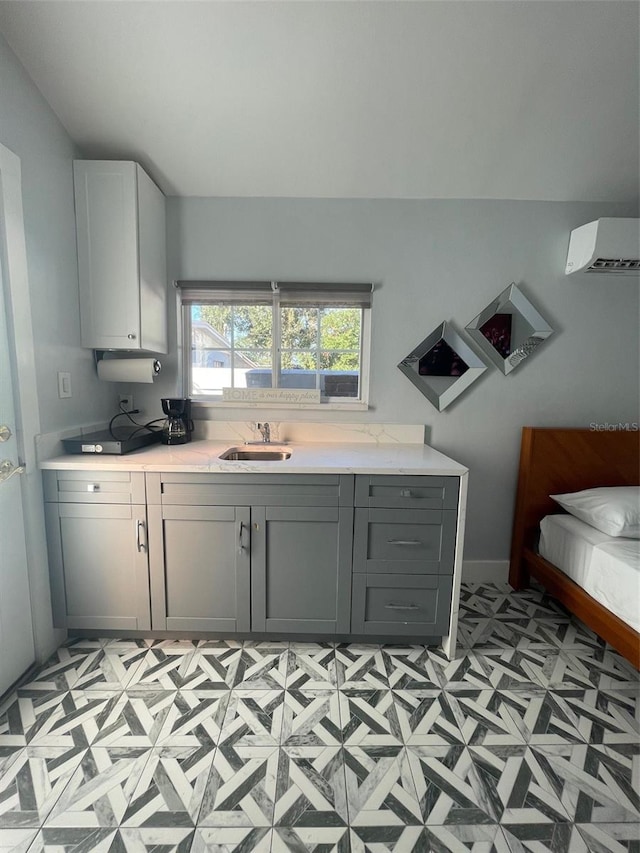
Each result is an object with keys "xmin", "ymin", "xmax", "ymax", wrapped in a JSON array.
[{"xmin": 550, "ymin": 486, "xmax": 640, "ymax": 539}]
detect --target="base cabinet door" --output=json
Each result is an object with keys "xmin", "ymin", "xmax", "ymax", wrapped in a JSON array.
[
  {"xmin": 148, "ymin": 505, "xmax": 250, "ymax": 631},
  {"xmin": 45, "ymin": 502, "xmax": 151, "ymax": 630},
  {"xmin": 251, "ymin": 506, "xmax": 353, "ymax": 633}
]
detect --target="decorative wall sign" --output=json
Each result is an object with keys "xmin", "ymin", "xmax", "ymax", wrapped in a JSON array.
[
  {"xmin": 465, "ymin": 283, "xmax": 554, "ymax": 374},
  {"xmin": 398, "ymin": 322, "xmax": 487, "ymax": 411},
  {"xmin": 222, "ymin": 388, "xmax": 321, "ymax": 404}
]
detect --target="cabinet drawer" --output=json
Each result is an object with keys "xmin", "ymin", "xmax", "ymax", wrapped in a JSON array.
[
  {"xmin": 43, "ymin": 470, "xmax": 145, "ymax": 504},
  {"xmin": 148, "ymin": 473, "xmax": 354, "ymax": 507},
  {"xmin": 354, "ymin": 508, "xmax": 456, "ymax": 574},
  {"xmin": 355, "ymin": 475, "xmax": 458, "ymax": 509},
  {"xmin": 352, "ymin": 574, "xmax": 452, "ymax": 636}
]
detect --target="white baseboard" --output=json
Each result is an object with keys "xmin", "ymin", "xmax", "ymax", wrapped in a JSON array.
[{"xmin": 462, "ymin": 560, "xmax": 510, "ymax": 584}]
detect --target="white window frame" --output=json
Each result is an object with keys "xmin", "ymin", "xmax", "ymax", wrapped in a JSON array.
[{"xmin": 179, "ymin": 281, "xmax": 372, "ymax": 411}]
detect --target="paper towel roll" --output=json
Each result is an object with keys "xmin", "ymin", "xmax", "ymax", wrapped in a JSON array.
[{"xmin": 97, "ymin": 358, "xmax": 161, "ymax": 383}]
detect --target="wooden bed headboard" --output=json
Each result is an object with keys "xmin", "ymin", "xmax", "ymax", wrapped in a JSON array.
[{"xmin": 509, "ymin": 427, "xmax": 640, "ymax": 580}]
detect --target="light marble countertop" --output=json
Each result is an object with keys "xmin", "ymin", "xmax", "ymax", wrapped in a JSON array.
[{"xmin": 40, "ymin": 440, "xmax": 468, "ymax": 476}]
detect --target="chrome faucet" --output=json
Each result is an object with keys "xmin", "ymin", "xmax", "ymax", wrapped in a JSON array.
[{"xmin": 257, "ymin": 422, "xmax": 271, "ymax": 443}]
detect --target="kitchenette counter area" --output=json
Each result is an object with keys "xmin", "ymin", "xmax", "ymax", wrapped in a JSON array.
[
  {"xmin": 38, "ymin": 423, "xmax": 468, "ymax": 658},
  {"xmin": 40, "ymin": 438, "xmax": 468, "ymax": 477}
]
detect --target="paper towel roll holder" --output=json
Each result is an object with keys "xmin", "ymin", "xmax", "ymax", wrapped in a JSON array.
[{"xmin": 93, "ymin": 350, "xmax": 162, "ymax": 377}]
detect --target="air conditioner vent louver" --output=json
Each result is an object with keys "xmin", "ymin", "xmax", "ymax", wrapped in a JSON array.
[{"xmin": 587, "ymin": 258, "xmax": 640, "ymax": 272}]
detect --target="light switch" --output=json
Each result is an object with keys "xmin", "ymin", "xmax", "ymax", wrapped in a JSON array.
[{"xmin": 57, "ymin": 372, "xmax": 72, "ymax": 398}]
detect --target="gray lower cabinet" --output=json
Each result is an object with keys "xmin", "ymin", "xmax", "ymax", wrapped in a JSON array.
[
  {"xmin": 251, "ymin": 505, "xmax": 353, "ymax": 633},
  {"xmin": 147, "ymin": 504, "xmax": 250, "ymax": 632},
  {"xmin": 146, "ymin": 473, "xmax": 355, "ymax": 635},
  {"xmin": 352, "ymin": 574, "xmax": 453, "ymax": 635},
  {"xmin": 147, "ymin": 503, "xmax": 352, "ymax": 634},
  {"xmin": 351, "ymin": 475, "xmax": 458, "ymax": 636},
  {"xmin": 355, "ymin": 475, "xmax": 459, "ymax": 510},
  {"xmin": 44, "ymin": 469, "xmax": 461, "ymax": 640},
  {"xmin": 353, "ymin": 508, "xmax": 457, "ymax": 574},
  {"xmin": 45, "ymin": 501, "xmax": 151, "ymax": 630}
]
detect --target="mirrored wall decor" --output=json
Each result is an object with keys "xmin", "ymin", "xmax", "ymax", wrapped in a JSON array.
[
  {"xmin": 465, "ymin": 283, "xmax": 554, "ymax": 375},
  {"xmin": 398, "ymin": 322, "xmax": 488, "ymax": 411}
]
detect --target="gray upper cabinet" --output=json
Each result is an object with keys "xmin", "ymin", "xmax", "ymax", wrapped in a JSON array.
[
  {"xmin": 44, "ymin": 483, "xmax": 151, "ymax": 632},
  {"xmin": 251, "ymin": 505, "xmax": 353, "ymax": 634},
  {"xmin": 74, "ymin": 160, "xmax": 167, "ymax": 352},
  {"xmin": 147, "ymin": 504, "xmax": 250, "ymax": 632}
]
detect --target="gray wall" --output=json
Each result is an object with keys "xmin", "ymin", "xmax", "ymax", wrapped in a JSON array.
[
  {"xmin": 138, "ymin": 196, "xmax": 639, "ymax": 562},
  {"xmin": 0, "ymin": 35, "xmax": 116, "ymax": 661},
  {"xmin": 0, "ymin": 34, "xmax": 116, "ymax": 432}
]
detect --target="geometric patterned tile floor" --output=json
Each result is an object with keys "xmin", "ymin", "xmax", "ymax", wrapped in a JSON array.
[{"xmin": 0, "ymin": 583, "xmax": 638, "ymax": 852}]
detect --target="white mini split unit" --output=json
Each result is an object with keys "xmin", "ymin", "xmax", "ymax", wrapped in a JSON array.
[{"xmin": 565, "ymin": 218, "xmax": 640, "ymax": 275}]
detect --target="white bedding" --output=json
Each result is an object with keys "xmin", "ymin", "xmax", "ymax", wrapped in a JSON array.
[{"xmin": 539, "ymin": 514, "xmax": 640, "ymax": 633}]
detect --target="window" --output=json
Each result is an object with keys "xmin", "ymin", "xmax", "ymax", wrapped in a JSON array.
[{"xmin": 178, "ymin": 281, "xmax": 373, "ymax": 407}]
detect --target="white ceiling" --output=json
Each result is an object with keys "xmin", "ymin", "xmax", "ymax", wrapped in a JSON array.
[{"xmin": 1, "ymin": 1, "xmax": 638, "ymax": 202}]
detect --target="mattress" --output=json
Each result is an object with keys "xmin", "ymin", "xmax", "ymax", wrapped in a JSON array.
[{"xmin": 539, "ymin": 513, "xmax": 640, "ymax": 633}]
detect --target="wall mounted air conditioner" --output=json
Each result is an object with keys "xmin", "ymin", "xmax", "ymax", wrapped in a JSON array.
[{"xmin": 565, "ymin": 218, "xmax": 640, "ymax": 275}]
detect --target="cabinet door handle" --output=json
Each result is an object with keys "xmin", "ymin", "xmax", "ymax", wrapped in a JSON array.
[
  {"xmin": 136, "ymin": 520, "xmax": 147, "ymax": 552},
  {"xmin": 385, "ymin": 602, "xmax": 419, "ymax": 611},
  {"xmin": 238, "ymin": 521, "xmax": 245, "ymax": 553},
  {"xmin": 387, "ymin": 539, "xmax": 422, "ymax": 546}
]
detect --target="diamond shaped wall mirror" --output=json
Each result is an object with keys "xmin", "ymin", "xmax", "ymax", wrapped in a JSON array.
[
  {"xmin": 465, "ymin": 283, "xmax": 554, "ymax": 375},
  {"xmin": 398, "ymin": 322, "xmax": 487, "ymax": 411}
]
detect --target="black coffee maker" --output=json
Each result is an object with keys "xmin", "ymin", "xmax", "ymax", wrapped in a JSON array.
[{"xmin": 161, "ymin": 398, "xmax": 194, "ymax": 445}]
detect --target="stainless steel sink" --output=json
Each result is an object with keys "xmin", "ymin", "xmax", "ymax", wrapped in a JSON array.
[{"xmin": 220, "ymin": 446, "xmax": 291, "ymax": 461}]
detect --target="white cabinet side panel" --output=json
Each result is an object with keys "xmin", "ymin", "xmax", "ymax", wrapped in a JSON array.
[
  {"xmin": 442, "ymin": 472, "xmax": 468, "ymax": 659},
  {"xmin": 136, "ymin": 165, "xmax": 167, "ymax": 353}
]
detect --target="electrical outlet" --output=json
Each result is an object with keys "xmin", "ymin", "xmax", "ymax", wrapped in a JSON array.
[{"xmin": 119, "ymin": 394, "xmax": 134, "ymax": 412}]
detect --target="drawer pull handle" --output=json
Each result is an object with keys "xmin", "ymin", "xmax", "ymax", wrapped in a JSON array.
[
  {"xmin": 387, "ymin": 539, "xmax": 422, "ymax": 546},
  {"xmin": 400, "ymin": 488, "xmax": 413, "ymax": 497},
  {"xmin": 87, "ymin": 483, "xmax": 100, "ymax": 492},
  {"xmin": 385, "ymin": 602, "xmax": 419, "ymax": 611}
]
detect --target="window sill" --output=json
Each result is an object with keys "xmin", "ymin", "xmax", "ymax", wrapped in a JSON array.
[{"xmin": 192, "ymin": 400, "xmax": 370, "ymax": 412}]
